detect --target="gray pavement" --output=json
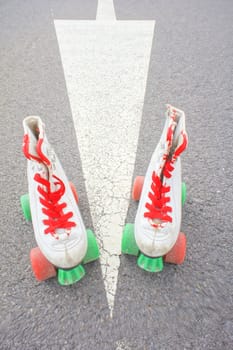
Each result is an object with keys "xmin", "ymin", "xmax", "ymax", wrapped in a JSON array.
[{"xmin": 0, "ymin": 1, "xmax": 233, "ymax": 349}]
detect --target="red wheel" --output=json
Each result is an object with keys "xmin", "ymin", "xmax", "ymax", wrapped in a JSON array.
[
  {"xmin": 132, "ymin": 176, "xmax": 145, "ymax": 201},
  {"xmin": 164, "ymin": 232, "xmax": 186, "ymax": 265},
  {"xmin": 69, "ymin": 182, "xmax": 79, "ymax": 204},
  {"xmin": 30, "ymin": 247, "xmax": 56, "ymax": 281}
]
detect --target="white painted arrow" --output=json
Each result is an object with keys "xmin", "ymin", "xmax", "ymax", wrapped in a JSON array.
[{"xmin": 54, "ymin": 0, "xmax": 155, "ymax": 317}]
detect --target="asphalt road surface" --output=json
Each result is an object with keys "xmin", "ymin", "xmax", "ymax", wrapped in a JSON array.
[{"xmin": 0, "ymin": 1, "xmax": 233, "ymax": 349}]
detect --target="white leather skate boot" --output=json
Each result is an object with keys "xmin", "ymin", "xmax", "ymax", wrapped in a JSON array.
[
  {"xmin": 122, "ymin": 105, "xmax": 188, "ymax": 272},
  {"xmin": 20, "ymin": 116, "xmax": 99, "ymax": 285}
]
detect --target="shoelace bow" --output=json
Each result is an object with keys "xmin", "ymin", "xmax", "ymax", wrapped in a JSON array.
[
  {"xmin": 144, "ymin": 130, "xmax": 188, "ymax": 228},
  {"xmin": 34, "ymin": 173, "xmax": 76, "ymax": 236}
]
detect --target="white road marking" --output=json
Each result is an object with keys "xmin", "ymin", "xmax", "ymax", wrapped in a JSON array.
[
  {"xmin": 116, "ymin": 340, "xmax": 132, "ymax": 350},
  {"xmin": 54, "ymin": 7, "xmax": 155, "ymax": 318},
  {"xmin": 96, "ymin": 0, "xmax": 116, "ymax": 20}
]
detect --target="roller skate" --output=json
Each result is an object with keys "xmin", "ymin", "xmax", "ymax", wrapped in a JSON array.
[
  {"xmin": 122, "ymin": 105, "xmax": 188, "ymax": 272},
  {"xmin": 20, "ymin": 116, "xmax": 99, "ymax": 285}
]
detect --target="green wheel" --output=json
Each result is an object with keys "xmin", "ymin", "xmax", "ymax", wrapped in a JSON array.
[
  {"xmin": 182, "ymin": 182, "xmax": 187, "ymax": 206},
  {"xmin": 58, "ymin": 264, "xmax": 85, "ymax": 285},
  {"xmin": 83, "ymin": 229, "xmax": 100, "ymax": 264},
  {"xmin": 137, "ymin": 253, "xmax": 163, "ymax": 273},
  {"xmin": 20, "ymin": 193, "xmax": 32, "ymax": 221},
  {"xmin": 121, "ymin": 223, "xmax": 139, "ymax": 256}
]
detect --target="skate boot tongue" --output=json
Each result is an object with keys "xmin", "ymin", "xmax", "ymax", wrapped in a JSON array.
[
  {"xmin": 23, "ymin": 115, "xmax": 53, "ymax": 167},
  {"xmin": 166, "ymin": 104, "xmax": 188, "ymax": 157},
  {"xmin": 23, "ymin": 116, "xmax": 44, "ymax": 163},
  {"xmin": 36, "ymin": 134, "xmax": 53, "ymax": 167}
]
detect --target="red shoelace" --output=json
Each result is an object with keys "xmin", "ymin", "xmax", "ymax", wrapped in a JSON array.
[
  {"xmin": 144, "ymin": 171, "xmax": 172, "ymax": 227},
  {"xmin": 34, "ymin": 173, "xmax": 76, "ymax": 236},
  {"xmin": 144, "ymin": 130, "xmax": 188, "ymax": 228}
]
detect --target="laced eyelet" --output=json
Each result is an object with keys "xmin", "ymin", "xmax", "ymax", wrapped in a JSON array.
[{"xmin": 34, "ymin": 173, "xmax": 76, "ymax": 237}]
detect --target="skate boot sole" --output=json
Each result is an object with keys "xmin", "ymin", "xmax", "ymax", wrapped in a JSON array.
[{"xmin": 121, "ymin": 223, "xmax": 186, "ymax": 272}]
